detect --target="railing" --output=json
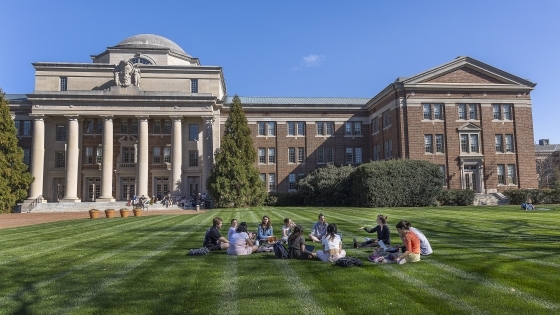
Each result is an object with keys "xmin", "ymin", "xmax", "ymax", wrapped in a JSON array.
[
  {"xmin": 117, "ymin": 163, "xmax": 136, "ymax": 169},
  {"xmin": 26, "ymin": 195, "xmax": 43, "ymax": 213}
]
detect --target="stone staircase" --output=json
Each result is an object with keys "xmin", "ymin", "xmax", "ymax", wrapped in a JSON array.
[
  {"xmin": 473, "ymin": 193, "xmax": 510, "ymax": 206},
  {"xmin": 30, "ymin": 201, "xmax": 187, "ymax": 213}
]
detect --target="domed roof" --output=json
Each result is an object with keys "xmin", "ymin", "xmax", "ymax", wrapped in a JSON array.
[{"xmin": 115, "ymin": 34, "xmax": 188, "ymax": 56}]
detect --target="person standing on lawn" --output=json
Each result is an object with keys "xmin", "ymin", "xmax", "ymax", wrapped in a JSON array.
[
  {"xmin": 316, "ymin": 223, "xmax": 346, "ymax": 263},
  {"xmin": 203, "ymin": 217, "xmax": 230, "ymax": 251},
  {"xmin": 288, "ymin": 225, "xmax": 316, "ymax": 259},
  {"xmin": 309, "ymin": 213, "xmax": 328, "ymax": 243},
  {"xmin": 353, "ymin": 214, "xmax": 390, "ymax": 248}
]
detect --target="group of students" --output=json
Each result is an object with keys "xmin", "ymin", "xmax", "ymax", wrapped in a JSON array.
[{"xmin": 202, "ymin": 212, "xmax": 432, "ymax": 264}]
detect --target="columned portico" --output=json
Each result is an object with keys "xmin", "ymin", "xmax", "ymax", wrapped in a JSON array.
[
  {"xmin": 28, "ymin": 115, "xmax": 45, "ymax": 200},
  {"xmin": 171, "ymin": 116, "xmax": 183, "ymax": 195},
  {"xmin": 60, "ymin": 115, "xmax": 81, "ymax": 202},
  {"xmin": 97, "ymin": 116, "xmax": 115, "ymax": 202},
  {"xmin": 136, "ymin": 116, "xmax": 149, "ymax": 197}
]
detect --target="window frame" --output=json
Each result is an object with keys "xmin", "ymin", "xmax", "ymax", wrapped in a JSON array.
[{"xmin": 189, "ymin": 124, "xmax": 199, "ymax": 141}]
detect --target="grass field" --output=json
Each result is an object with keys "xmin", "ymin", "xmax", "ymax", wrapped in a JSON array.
[{"xmin": 1, "ymin": 206, "xmax": 559, "ymax": 315}]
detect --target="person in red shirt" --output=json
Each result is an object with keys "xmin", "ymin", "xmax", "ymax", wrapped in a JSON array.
[{"xmin": 389, "ymin": 220, "xmax": 421, "ymax": 264}]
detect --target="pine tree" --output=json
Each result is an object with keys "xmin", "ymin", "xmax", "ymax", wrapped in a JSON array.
[
  {"xmin": 206, "ymin": 95, "xmax": 266, "ymax": 207},
  {"xmin": 0, "ymin": 89, "xmax": 33, "ymax": 213}
]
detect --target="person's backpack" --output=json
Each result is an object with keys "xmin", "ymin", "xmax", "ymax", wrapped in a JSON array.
[
  {"xmin": 335, "ymin": 257, "xmax": 363, "ymax": 267},
  {"xmin": 188, "ymin": 247, "xmax": 209, "ymax": 256},
  {"xmin": 273, "ymin": 240, "xmax": 289, "ymax": 259}
]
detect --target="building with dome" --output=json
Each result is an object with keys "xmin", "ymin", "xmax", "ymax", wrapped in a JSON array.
[{"xmin": 7, "ymin": 34, "xmax": 538, "ymax": 206}]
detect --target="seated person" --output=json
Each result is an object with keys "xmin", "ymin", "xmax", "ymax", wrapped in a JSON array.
[
  {"xmin": 227, "ymin": 222, "xmax": 258, "ymax": 256},
  {"xmin": 387, "ymin": 220, "xmax": 421, "ymax": 264},
  {"xmin": 309, "ymin": 213, "xmax": 328, "ymax": 243},
  {"xmin": 228, "ymin": 219, "xmax": 238, "ymax": 241},
  {"xmin": 281, "ymin": 218, "xmax": 295, "ymax": 243},
  {"xmin": 316, "ymin": 223, "xmax": 346, "ymax": 263},
  {"xmin": 354, "ymin": 214, "xmax": 390, "ymax": 248},
  {"xmin": 256, "ymin": 215, "xmax": 273, "ymax": 244},
  {"xmin": 288, "ymin": 225, "xmax": 316, "ymax": 259},
  {"xmin": 203, "ymin": 217, "xmax": 230, "ymax": 251}
]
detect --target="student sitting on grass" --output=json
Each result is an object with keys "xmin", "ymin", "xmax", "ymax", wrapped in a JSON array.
[
  {"xmin": 256, "ymin": 215, "xmax": 273, "ymax": 244},
  {"xmin": 288, "ymin": 225, "xmax": 316, "ymax": 259},
  {"xmin": 387, "ymin": 220, "xmax": 421, "ymax": 264},
  {"xmin": 228, "ymin": 219, "xmax": 238, "ymax": 241},
  {"xmin": 316, "ymin": 223, "xmax": 346, "ymax": 263},
  {"xmin": 309, "ymin": 213, "xmax": 328, "ymax": 243},
  {"xmin": 203, "ymin": 217, "xmax": 230, "ymax": 251},
  {"xmin": 227, "ymin": 222, "xmax": 258, "ymax": 256},
  {"xmin": 353, "ymin": 214, "xmax": 390, "ymax": 248},
  {"xmin": 281, "ymin": 218, "xmax": 295, "ymax": 243}
]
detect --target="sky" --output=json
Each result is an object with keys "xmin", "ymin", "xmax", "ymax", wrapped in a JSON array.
[{"xmin": 1, "ymin": 0, "xmax": 559, "ymax": 143}]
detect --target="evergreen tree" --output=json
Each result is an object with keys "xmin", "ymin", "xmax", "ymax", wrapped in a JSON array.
[
  {"xmin": 0, "ymin": 89, "xmax": 33, "ymax": 213},
  {"xmin": 206, "ymin": 95, "xmax": 266, "ymax": 207}
]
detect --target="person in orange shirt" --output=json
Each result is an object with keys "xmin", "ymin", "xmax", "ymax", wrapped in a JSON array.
[{"xmin": 388, "ymin": 220, "xmax": 421, "ymax": 264}]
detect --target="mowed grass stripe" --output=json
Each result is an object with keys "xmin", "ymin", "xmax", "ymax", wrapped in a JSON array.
[
  {"xmin": 216, "ymin": 255, "xmax": 239, "ymax": 315},
  {"xmin": 1, "ymin": 217, "xmax": 108, "ymax": 243}
]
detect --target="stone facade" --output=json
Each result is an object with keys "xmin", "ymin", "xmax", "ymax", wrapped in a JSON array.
[{"xmin": 6, "ymin": 36, "xmax": 538, "ymax": 205}]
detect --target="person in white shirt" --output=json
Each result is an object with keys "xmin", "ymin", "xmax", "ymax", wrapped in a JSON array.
[
  {"xmin": 281, "ymin": 218, "xmax": 295, "ymax": 243},
  {"xmin": 228, "ymin": 219, "xmax": 238, "ymax": 241},
  {"xmin": 316, "ymin": 223, "xmax": 346, "ymax": 262}
]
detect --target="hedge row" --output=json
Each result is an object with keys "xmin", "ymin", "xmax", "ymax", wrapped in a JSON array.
[
  {"xmin": 437, "ymin": 189, "xmax": 475, "ymax": 206},
  {"xmin": 502, "ymin": 189, "xmax": 560, "ymax": 205}
]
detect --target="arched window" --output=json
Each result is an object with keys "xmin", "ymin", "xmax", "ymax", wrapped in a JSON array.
[{"xmin": 129, "ymin": 57, "xmax": 153, "ymax": 65}]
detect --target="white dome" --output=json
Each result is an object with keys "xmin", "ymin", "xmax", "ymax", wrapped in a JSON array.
[{"xmin": 115, "ymin": 34, "xmax": 189, "ymax": 56}]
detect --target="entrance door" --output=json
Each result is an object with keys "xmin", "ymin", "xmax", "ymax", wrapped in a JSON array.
[
  {"xmin": 154, "ymin": 177, "xmax": 170, "ymax": 197},
  {"xmin": 86, "ymin": 178, "xmax": 101, "ymax": 201},
  {"xmin": 52, "ymin": 178, "xmax": 65, "ymax": 202},
  {"xmin": 121, "ymin": 177, "xmax": 136, "ymax": 201},
  {"xmin": 464, "ymin": 165, "xmax": 478, "ymax": 191}
]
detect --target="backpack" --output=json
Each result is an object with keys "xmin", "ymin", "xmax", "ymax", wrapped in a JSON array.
[
  {"xmin": 189, "ymin": 247, "xmax": 209, "ymax": 256},
  {"xmin": 335, "ymin": 257, "xmax": 363, "ymax": 267},
  {"xmin": 273, "ymin": 240, "xmax": 289, "ymax": 259}
]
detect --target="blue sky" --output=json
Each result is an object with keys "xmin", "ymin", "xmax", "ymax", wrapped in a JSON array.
[{"xmin": 1, "ymin": 0, "xmax": 559, "ymax": 143}]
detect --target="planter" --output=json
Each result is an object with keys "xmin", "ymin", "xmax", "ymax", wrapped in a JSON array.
[
  {"xmin": 89, "ymin": 209, "xmax": 100, "ymax": 219},
  {"xmin": 105, "ymin": 209, "xmax": 115, "ymax": 218},
  {"xmin": 133, "ymin": 209, "xmax": 143, "ymax": 217},
  {"xmin": 119, "ymin": 208, "xmax": 130, "ymax": 218}
]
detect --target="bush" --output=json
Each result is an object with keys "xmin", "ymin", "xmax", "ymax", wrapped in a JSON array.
[
  {"xmin": 350, "ymin": 159, "xmax": 443, "ymax": 207},
  {"xmin": 297, "ymin": 164, "xmax": 355, "ymax": 206},
  {"xmin": 437, "ymin": 189, "xmax": 475, "ymax": 206},
  {"xmin": 264, "ymin": 193, "xmax": 304, "ymax": 206},
  {"xmin": 503, "ymin": 189, "xmax": 560, "ymax": 205}
]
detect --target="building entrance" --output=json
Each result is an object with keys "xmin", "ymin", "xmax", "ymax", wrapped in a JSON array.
[
  {"xmin": 52, "ymin": 178, "xmax": 65, "ymax": 202},
  {"xmin": 86, "ymin": 178, "xmax": 101, "ymax": 201},
  {"xmin": 121, "ymin": 177, "xmax": 136, "ymax": 201},
  {"xmin": 463, "ymin": 165, "xmax": 479, "ymax": 192}
]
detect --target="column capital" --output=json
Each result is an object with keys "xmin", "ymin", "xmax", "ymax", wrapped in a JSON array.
[
  {"xmin": 135, "ymin": 115, "xmax": 150, "ymax": 121},
  {"xmin": 100, "ymin": 115, "xmax": 114, "ymax": 121},
  {"xmin": 29, "ymin": 114, "xmax": 45, "ymax": 121},
  {"xmin": 64, "ymin": 115, "xmax": 80, "ymax": 121},
  {"xmin": 203, "ymin": 116, "xmax": 215, "ymax": 125},
  {"xmin": 170, "ymin": 116, "xmax": 183, "ymax": 121}
]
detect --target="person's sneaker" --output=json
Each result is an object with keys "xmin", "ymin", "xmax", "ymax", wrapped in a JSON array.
[
  {"xmin": 353, "ymin": 238, "xmax": 358, "ymax": 248},
  {"xmin": 364, "ymin": 238, "xmax": 371, "ymax": 242}
]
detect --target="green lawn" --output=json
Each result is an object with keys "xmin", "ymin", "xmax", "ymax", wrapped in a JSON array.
[{"xmin": 1, "ymin": 206, "xmax": 559, "ymax": 315}]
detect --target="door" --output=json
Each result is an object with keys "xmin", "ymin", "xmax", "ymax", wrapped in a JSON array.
[
  {"xmin": 121, "ymin": 177, "xmax": 136, "ymax": 201},
  {"xmin": 154, "ymin": 177, "xmax": 170, "ymax": 196},
  {"xmin": 52, "ymin": 178, "xmax": 65, "ymax": 202},
  {"xmin": 463, "ymin": 165, "xmax": 478, "ymax": 192},
  {"xmin": 86, "ymin": 178, "xmax": 101, "ymax": 201}
]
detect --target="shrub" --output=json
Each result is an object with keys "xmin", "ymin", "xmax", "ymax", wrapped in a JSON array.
[
  {"xmin": 503, "ymin": 188, "xmax": 560, "ymax": 205},
  {"xmin": 297, "ymin": 164, "xmax": 355, "ymax": 206},
  {"xmin": 264, "ymin": 193, "xmax": 304, "ymax": 206},
  {"xmin": 437, "ymin": 189, "xmax": 475, "ymax": 206},
  {"xmin": 350, "ymin": 159, "xmax": 443, "ymax": 207}
]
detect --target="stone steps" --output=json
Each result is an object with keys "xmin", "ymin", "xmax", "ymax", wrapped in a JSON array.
[
  {"xmin": 30, "ymin": 201, "xmax": 190, "ymax": 213},
  {"xmin": 473, "ymin": 193, "xmax": 510, "ymax": 206}
]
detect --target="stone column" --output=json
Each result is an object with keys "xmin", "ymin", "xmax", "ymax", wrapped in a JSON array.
[
  {"xmin": 202, "ymin": 117, "xmax": 215, "ymax": 192},
  {"xmin": 61, "ymin": 115, "xmax": 81, "ymax": 202},
  {"xmin": 171, "ymin": 116, "xmax": 183, "ymax": 195},
  {"xmin": 97, "ymin": 116, "xmax": 115, "ymax": 202},
  {"xmin": 27, "ymin": 115, "xmax": 45, "ymax": 200},
  {"xmin": 136, "ymin": 116, "xmax": 149, "ymax": 197}
]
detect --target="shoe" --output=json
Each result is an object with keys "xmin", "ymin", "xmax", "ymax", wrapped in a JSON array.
[{"xmin": 353, "ymin": 238, "xmax": 358, "ymax": 248}]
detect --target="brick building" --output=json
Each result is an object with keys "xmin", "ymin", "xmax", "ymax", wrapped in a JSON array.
[{"xmin": 6, "ymin": 34, "xmax": 538, "ymax": 205}]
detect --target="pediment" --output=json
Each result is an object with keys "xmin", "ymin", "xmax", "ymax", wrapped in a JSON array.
[
  {"xmin": 421, "ymin": 66, "xmax": 508, "ymax": 84},
  {"xmin": 457, "ymin": 122, "xmax": 482, "ymax": 131}
]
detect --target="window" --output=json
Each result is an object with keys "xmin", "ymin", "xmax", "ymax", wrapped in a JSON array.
[
  {"xmin": 85, "ymin": 119, "xmax": 94, "ymax": 134},
  {"xmin": 344, "ymin": 147, "xmax": 362, "ymax": 164},
  {"xmin": 258, "ymin": 122, "xmax": 265, "ymax": 135},
  {"xmin": 288, "ymin": 148, "xmax": 295, "ymax": 163},
  {"xmin": 493, "ymin": 104, "xmax": 501, "ymax": 120},
  {"xmin": 256, "ymin": 121, "xmax": 276, "ymax": 136},
  {"xmin": 470, "ymin": 134, "xmax": 479, "ymax": 153},
  {"xmin": 468, "ymin": 104, "xmax": 478, "ymax": 120},
  {"xmin": 287, "ymin": 122, "xmax": 295, "ymax": 136},
  {"xmin": 130, "ymin": 120, "xmax": 138, "ymax": 134},
  {"xmin": 191, "ymin": 79, "xmax": 198, "ymax": 93},
  {"xmin": 436, "ymin": 134, "xmax": 444, "ymax": 153},
  {"xmin": 260, "ymin": 173, "xmax": 266, "ymax": 183},
  {"xmin": 23, "ymin": 121, "xmax": 31, "ymax": 136},
  {"xmin": 189, "ymin": 150, "xmax": 198, "ymax": 167},
  {"xmin": 153, "ymin": 120, "xmax": 161, "ymax": 134},
  {"xmin": 346, "ymin": 148, "xmax": 354, "ymax": 164},
  {"xmin": 345, "ymin": 122, "xmax": 352, "ymax": 135},
  {"xmin": 60, "ymin": 77, "xmax": 67, "ymax": 91},
  {"xmin": 372, "ymin": 117, "xmax": 380, "ymax": 134},
  {"xmin": 268, "ymin": 148, "xmax": 275, "ymax": 164},
  {"xmin": 354, "ymin": 122, "xmax": 361, "ymax": 135},
  {"xmin": 434, "ymin": 104, "xmax": 443, "ymax": 120},
  {"xmin": 383, "ymin": 110, "xmax": 391, "ymax": 128},
  {"xmin": 423, "ymin": 104, "xmax": 431, "ymax": 120},
  {"xmin": 129, "ymin": 57, "xmax": 152, "ymax": 65},
  {"xmin": 384, "ymin": 140, "xmax": 393, "ymax": 159},
  {"xmin": 163, "ymin": 120, "xmax": 172, "ymax": 134},
  {"xmin": 56, "ymin": 124, "xmax": 67, "ymax": 141},
  {"xmin": 297, "ymin": 147, "xmax": 305, "ymax": 163},
  {"xmin": 355, "ymin": 148, "xmax": 362, "ymax": 163},
  {"xmin": 258, "ymin": 148, "xmax": 265, "ymax": 163},
  {"xmin": 495, "ymin": 134, "xmax": 503, "ymax": 152},
  {"xmin": 23, "ymin": 148, "xmax": 30, "ymax": 166},
  {"xmin": 96, "ymin": 147, "xmax": 102, "ymax": 164},
  {"xmin": 120, "ymin": 120, "xmax": 128, "ymax": 134},
  {"xmin": 503, "ymin": 104, "xmax": 512, "ymax": 120},
  {"xmin": 458, "ymin": 104, "xmax": 467, "ymax": 120},
  {"xmin": 425, "ymin": 135, "xmax": 433, "ymax": 153},
  {"xmin": 163, "ymin": 147, "xmax": 171, "ymax": 163},
  {"xmin": 317, "ymin": 147, "xmax": 325, "ymax": 163},
  {"xmin": 507, "ymin": 164, "xmax": 516, "ymax": 185},
  {"xmin": 344, "ymin": 121, "xmax": 361, "ymax": 135},
  {"xmin": 326, "ymin": 148, "xmax": 334, "ymax": 163},
  {"xmin": 268, "ymin": 122, "xmax": 276, "ymax": 136},
  {"xmin": 373, "ymin": 144, "xmax": 381, "ymax": 161},
  {"xmin": 85, "ymin": 147, "xmax": 93, "ymax": 164},
  {"xmin": 317, "ymin": 122, "xmax": 324, "ymax": 135},
  {"xmin": 439, "ymin": 165, "xmax": 446, "ymax": 186},
  {"xmin": 189, "ymin": 124, "xmax": 199, "ymax": 141},
  {"xmin": 326, "ymin": 122, "xmax": 333, "ymax": 135},
  {"xmin": 288, "ymin": 174, "xmax": 297, "ymax": 190},
  {"xmin": 461, "ymin": 135, "xmax": 469, "ymax": 152},
  {"xmin": 268, "ymin": 174, "xmax": 276, "ymax": 191},
  {"xmin": 460, "ymin": 134, "xmax": 480, "ymax": 153},
  {"xmin": 153, "ymin": 147, "xmax": 161, "ymax": 163},
  {"xmin": 123, "ymin": 147, "xmax": 135, "ymax": 163},
  {"xmin": 297, "ymin": 122, "xmax": 305, "ymax": 136},
  {"xmin": 505, "ymin": 134, "xmax": 514, "ymax": 152},
  {"xmin": 14, "ymin": 121, "xmax": 20, "ymax": 135},
  {"xmin": 55, "ymin": 151, "xmax": 65, "ymax": 168},
  {"xmin": 97, "ymin": 119, "xmax": 103, "ymax": 134},
  {"xmin": 497, "ymin": 165, "xmax": 506, "ymax": 185}
]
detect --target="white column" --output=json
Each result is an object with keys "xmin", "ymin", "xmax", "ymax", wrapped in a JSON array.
[
  {"xmin": 136, "ymin": 116, "xmax": 149, "ymax": 197},
  {"xmin": 202, "ymin": 117, "xmax": 215, "ymax": 193},
  {"xmin": 27, "ymin": 115, "xmax": 45, "ymax": 200},
  {"xmin": 171, "ymin": 116, "xmax": 183, "ymax": 195},
  {"xmin": 97, "ymin": 116, "xmax": 115, "ymax": 202},
  {"xmin": 61, "ymin": 115, "xmax": 81, "ymax": 202}
]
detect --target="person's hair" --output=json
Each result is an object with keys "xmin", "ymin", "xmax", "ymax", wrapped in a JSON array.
[
  {"xmin": 212, "ymin": 217, "xmax": 223, "ymax": 227},
  {"xmin": 261, "ymin": 215, "xmax": 271, "ymax": 228},
  {"xmin": 288, "ymin": 225, "xmax": 303, "ymax": 244},
  {"xmin": 396, "ymin": 220, "xmax": 411, "ymax": 230},
  {"xmin": 318, "ymin": 213, "xmax": 324, "ymax": 219},
  {"xmin": 231, "ymin": 218, "xmax": 237, "ymax": 225},
  {"xmin": 377, "ymin": 214, "xmax": 388, "ymax": 225},
  {"xmin": 236, "ymin": 222, "xmax": 248, "ymax": 233},
  {"xmin": 284, "ymin": 218, "xmax": 290, "ymax": 225},
  {"xmin": 326, "ymin": 223, "xmax": 337, "ymax": 241}
]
